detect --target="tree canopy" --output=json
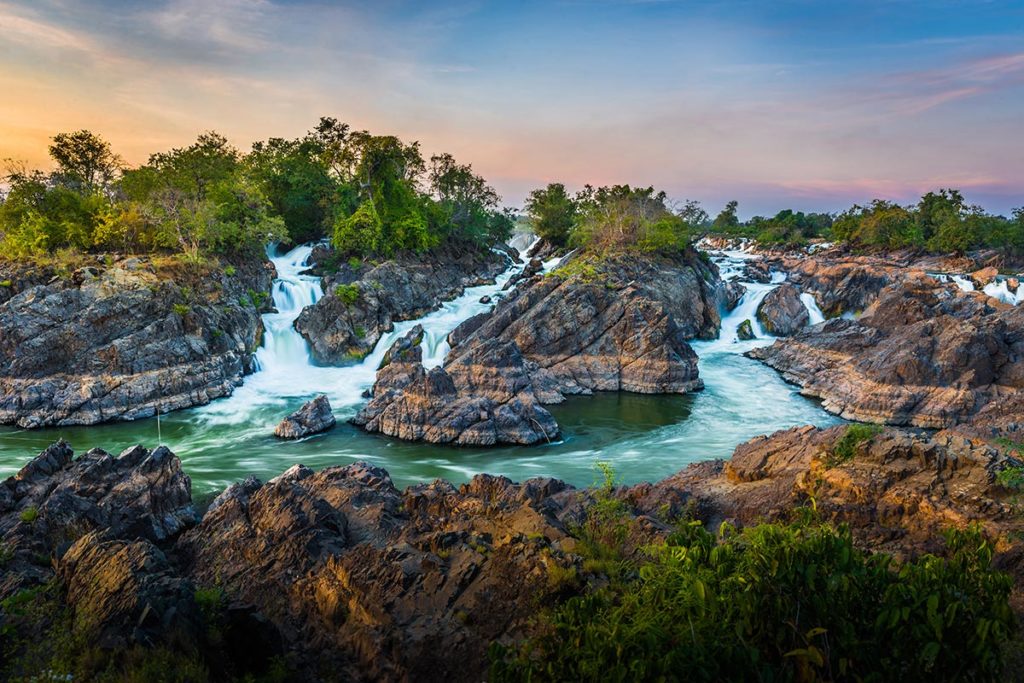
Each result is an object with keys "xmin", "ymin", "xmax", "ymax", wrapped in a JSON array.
[{"xmin": 0, "ymin": 121, "xmax": 515, "ymax": 262}]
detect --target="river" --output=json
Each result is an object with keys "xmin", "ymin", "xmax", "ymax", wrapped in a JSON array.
[{"xmin": 0, "ymin": 243, "xmax": 843, "ymax": 495}]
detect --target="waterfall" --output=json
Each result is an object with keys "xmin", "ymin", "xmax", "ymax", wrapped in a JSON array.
[
  {"xmin": 800, "ymin": 292, "xmax": 826, "ymax": 325},
  {"xmin": 199, "ymin": 242, "xmax": 529, "ymax": 424},
  {"xmin": 983, "ymin": 280, "xmax": 1023, "ymax": 306}
]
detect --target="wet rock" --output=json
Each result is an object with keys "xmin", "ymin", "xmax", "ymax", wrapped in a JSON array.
[
  {"xmin": 756, "ymin": 284, "xmax": 809, "ymax": 337},
  {"xmin": 378, "ymin": 324, "xmax": 424, "ymax": 370},
  {"xmin": 724, "ymin": 280, "xmax": 746, "ymax": 311},
  {"xmin": 296, "ymin": 244, "xmax": 510, "ymax": 364},
  {"xmin": 737, "ymin": 319, "xmax": 756, "ymax": 340},
  {"xmin": 749, "ymin": 275, "xmax": 1024, "ymax": 427},
  {"xmin": 0, "ymin": 256, "xmax": 272, "ymax": 428},
  {"xmin": 447, "ymin": 312, "xmax": 490, "ymax": 349},
  {"xmin": 971, "ymin": 266, "xmax": 1000, "ymax": 289},
  {"xmin": 479, "ymin": 295, "xmax": 492, "ymax": 305},
  {"xmin": 274, "ymin": 395, "xmax": 336, "ymax": 439},
  {"xmin": 743, "ymin": 260, "xmax": 772, "ymax": 283}
]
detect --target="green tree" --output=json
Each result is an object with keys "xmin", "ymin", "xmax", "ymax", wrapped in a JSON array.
[
  {"xmin": 48, "ymin": 130, "xmax": 122, "ymax": 194},
  {"xmin": 712, "ymin": 200, "xmax": 740, "ymax": 232},
  {"xmin": 524, "ymin": 183, "xmax": 577, "ymax": 245}
]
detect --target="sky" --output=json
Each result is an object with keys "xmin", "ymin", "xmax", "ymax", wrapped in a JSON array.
[{"xmin": 1, "ymin": 0, "xmax": 1023, "ymax": 217}]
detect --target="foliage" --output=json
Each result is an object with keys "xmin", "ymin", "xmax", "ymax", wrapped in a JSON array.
[
  {"xmin": 333, "ymin": 283, "xmax": 361, "ymax": 305},
  {"xmin": 571, "ymin": 184, "xmax": 694, "ymax": 254},
  {"xmin": 525, "ymin": 183, "xmax": 577, "ymax": 245},
  {"xmin": 825, "ymin": 423, "xmax": 883, "ymax": 468},
  {"xmin": 19, "ymin": 506, "xmax": 38, "ymax": 524},
  {"xmin": 1, "ymin": 121, "xmax": 515, "ymax": 263},
  {"xmin": 492, "ymin": 517, "xmax": 1015, "ymax": 683}
]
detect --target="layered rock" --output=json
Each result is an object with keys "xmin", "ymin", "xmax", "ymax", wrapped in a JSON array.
[
  {"xmin": 274, "ymin": 394, "xmax": 336, "ymax": 439},
  {"xmin": 756, "ymin": 283, "xmax": 809, "ymax": 336},
  {"xmin": 749, "ymin": 274, "xmax": 1024, "ymax": 427},
  {"xmin": 0, "ymin": 255, "xmax": 272, "ymax": 427},
  {"xmin": 295, "ymin": 243, "xmax": 513, "ymax": 364},
  {"xmin": 354, "ymin": 331, "xmax": 559, "ymax": 446},
  {"xmin": 630, "ymin": 424, "xmax": 1023, "ymax": 564}
]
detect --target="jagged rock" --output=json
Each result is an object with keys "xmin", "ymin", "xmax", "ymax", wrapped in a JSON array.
[
  {"xmin": 447, "ymin": 312, "xmax": 490, "ymax": 349},
  {"xmin": 743, "ymin": 260, "xmax": 772, "ymax": 283},
  {"xmin": 749, "ymin": 275, "xmax": 1024, "ymax": 427},
  {"xmin": 176, "ymin": 461, "xmax": 582, "ymax": 682},
  {"xmin": 724, "ymin": 280, "xmax": 746, "ymax": 311},
  {"xmin": 971, "ymin": 266, "xmax": 1000, "ymax": 288},
  {"xmin": 756, "ymin": 284, "xmax": 809, "ymax": 337},
  {"xmin": 1008, "ymin": 277, "xmax": 1020, "ymax": 294},
  {"xmin": 295, "ymin": 244, "xmax": 511, "ymax": 364},
  {"xmin": 353, "ymin": 339, "xmax": 559, "ymax": 446},
  {"xmin": 378, "ymin": 325, "xmax": 424, "ymax": 370},
  {"xmin": 0, "ymin": 441, "xmax": 196, "ymax": 598},
  {"xmin": 479, "ymin": 295, "xmax": 492, "ymax": 305},
  {"xmin": 0, "ymin": 256, "xmax": 272, "ymax": 428},
  {"xmin": 59, "ymin": 532, "xmax": 201, "ymax": 649},
  {"xmin": 274, "ymin": 395, "xmax": 336, "ymax": 439},
  {"xmin": 737, "ymin": 319, "xmax": 756, "ymax": 340}
]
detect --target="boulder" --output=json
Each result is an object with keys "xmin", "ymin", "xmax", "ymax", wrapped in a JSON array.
[
  {"xmin": 274, "ymin": 395, "xmax": 336, "ymax": 439},
  {"xmin": 756, "ymin": 284, "xmax": 809, "ymax": 337},
  {"xmin": 737, "ymin": 319, "xmax": 756, "ymax": 340},
  {"xmin": 971, "ymin": 266, "xmax": 1000, "ymax": 289},
  {"xmin": 724, "ymin": 280, "xmax": 746, "ymax": 311},
  {"xmin": 378, "ymin": 325, "xmax": 424, "ymax": 370}
]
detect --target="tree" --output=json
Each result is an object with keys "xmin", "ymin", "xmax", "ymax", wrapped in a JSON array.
[
  {"xmin": 48, "ymin": 130, "xmax": 122, "ymax": 193},
  {"xmin": 712, "ymin": 200, "xmax": 740, "ymax": 232},
  {"xmin": 524, "ymin": 183, "xmax": 577, "ymax": 246}
]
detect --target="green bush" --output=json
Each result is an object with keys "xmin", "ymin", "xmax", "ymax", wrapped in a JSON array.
[
  {"xmin": 491, "ymin": 520, "xmax": 1015, "ymax": 682},
  {"xmin": 172, "ymin": 303, "xmax": 190, "ymax": 317},
  {"xmin": 19, "ymin": 506, "xmax": 39, "ymax": 524},
  {"xmin": 334, "ymin": 283, "xmax": 360, "ymax": 305},
  {"xmin": 223, "ymin": 264, "xmax": 236, "ymax": 276},
  {"xmin": 826, "ymin": 423, "xmax": 883, "ymax": 468}
]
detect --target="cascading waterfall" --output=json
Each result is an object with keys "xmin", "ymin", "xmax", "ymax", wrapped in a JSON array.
[
  {"xmin": 800, "ymin": 292, "xmax": 826, "ymax": 325},
  {"xmin": 200, "ymin": 241, "xmax": 531, "ymax": 424}
]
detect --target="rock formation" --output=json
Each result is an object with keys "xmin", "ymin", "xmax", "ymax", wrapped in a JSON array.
[
  {"xmin": 749, "ymin": 274, "xmax": 1024, "ymax": 427},
  {"xmin": 295, "ymin": 243, "xmax": 513, "ymax": 364},
  {"xmin": 274, "ymin": 395, "xmax": 336, "ymax": 439},
  {"xmin": 756, "ymin": 283, "xmax": 809, "ymax": 336},
  {"xmin": 0, "ymin": 255, "xmax": 272, "ymax": 428}
]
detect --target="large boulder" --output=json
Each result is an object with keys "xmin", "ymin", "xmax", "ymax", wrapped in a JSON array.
[
  {"xmin": 0, "ymin": 255, "xmax": 272, "ymax": 428},
  {"xmin": 274, "ymin": 395, "xmax": 336, "ymax": 439},
  {"xmin": 756, "ymin": 284, "xmax": 809, "ymax": 337},
  {"xmin": 354, "ymin": 339, "xmax": 559, "ymax": 446}
]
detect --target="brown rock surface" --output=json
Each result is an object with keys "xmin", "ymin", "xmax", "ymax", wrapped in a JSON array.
[
  {"xmin": 756, "ymin": 283, "xmax": 809, "ymax": 336},
  {"xmin": 749, "ymin": 274, "xmax": 1024, "ymax": 427}
]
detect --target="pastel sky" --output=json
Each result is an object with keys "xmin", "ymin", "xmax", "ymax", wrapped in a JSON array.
[{"xmin": 1, "ymin": 0, "xmax": 1023, "ymax": 216}]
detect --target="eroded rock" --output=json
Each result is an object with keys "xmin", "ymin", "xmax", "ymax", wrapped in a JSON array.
[{"xmin": 274, "ymin": 395, "xmax": 336, "ymax": 439}]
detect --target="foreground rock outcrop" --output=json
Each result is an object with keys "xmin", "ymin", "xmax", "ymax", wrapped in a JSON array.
[
  {"xmin": 295, "ymin": 243, "xmax": 513, "ymax": 364},
  {"xmin": 749, "ymin": 273, "xmax": 1024, "ymax": 427},
  {"xmin": 2, "ymin": 424, "xmax": 1022, "ymax": 681},
  {"xmin": 0, "ymin": 255, "xmax": 272, "ymax": 428}
]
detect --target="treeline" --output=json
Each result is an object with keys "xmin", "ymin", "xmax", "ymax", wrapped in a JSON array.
[
  {"xmin": 524, "ymin": 183, "xmax": 707, "ymax": 254},
  {"xmin": 0, "ymin": 120, "xmax": 513, "ymax": 262},
  {"xmin": 706, "ymin": 190, "xmax": 1024, "ymax": 254}
]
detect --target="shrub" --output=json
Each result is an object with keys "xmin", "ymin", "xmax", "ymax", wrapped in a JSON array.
[
  {"xmin": 223, "ymin": 264, "xmax": 236, "ymax": 276},
  {"xmin": 826, "ymin": 423, "xmax": 883, "ymax": 468},
  {"xmin": 19, "ymin": 506, "xmax": 39, "ymax": 524},
  {"xmin": 491, "ymin": 521, "xmax": 1015, "ymax": 682},
  {"xmin": 334, "ymin": 283, "xmax": 360, "ymax": 305},
  {"xmin": 172, "ymin": 303, "xmax": 190, "ymax": 317}
]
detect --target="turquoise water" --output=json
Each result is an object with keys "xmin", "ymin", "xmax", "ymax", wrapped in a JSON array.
[{"xmin": 0, "ymin": 247, "xmax": 843, "ymax": 494}]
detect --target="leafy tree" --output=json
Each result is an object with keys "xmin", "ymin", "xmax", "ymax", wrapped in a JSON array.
[
  {"xmin": 712, "ymin": 200, "xmax": 740, "ymax": 232},
  {"xmin": 48, "ymin": 130, "xmax": 122, "ymax": 194},
  {"xmin": 524, "ymin": 183, "xmax": 577, "ymax": 245}
]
